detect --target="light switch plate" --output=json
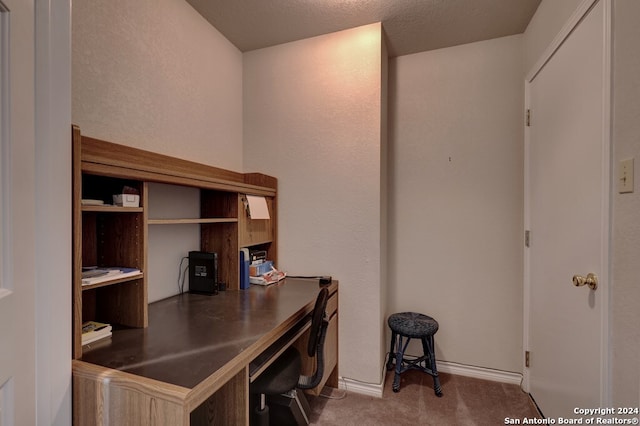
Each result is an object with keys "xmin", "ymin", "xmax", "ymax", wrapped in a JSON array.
[{"xmin": 618, "ymin": 158, "xmax": 634, "ymax": 194}]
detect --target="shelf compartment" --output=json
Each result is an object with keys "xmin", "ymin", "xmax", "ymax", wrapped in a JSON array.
[
  {"xmin": 82, "ymin": 278, "xmax": 147, "ymax": 329},
  {"xmin": 82, "ymin": 211, "xmax": 144, "ymax": 269},
  {"xmin": 81, "ymin": 174, "xmax": 143, "ymax": 208}
]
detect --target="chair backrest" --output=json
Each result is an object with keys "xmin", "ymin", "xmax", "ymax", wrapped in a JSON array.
[
  {"xmin": 306, "ymin": 287, "xmax": 329, "ymax": 357},
  {"xmin": 298, "ymin": 287, "xmax": 330, "ymax": 389}
]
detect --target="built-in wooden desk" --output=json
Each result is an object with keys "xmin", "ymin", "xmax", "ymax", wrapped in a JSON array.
[{"xmin": 72, "ymin": 278, "xmax": 338, "ymax": 426}]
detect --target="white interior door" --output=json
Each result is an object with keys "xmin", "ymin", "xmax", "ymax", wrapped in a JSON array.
[
  {"xmin": 0, "ymin": 1, "xmax": 36, "ymax": 425},
  {"xmin": 526, "ymin": 0, "xmax": 609, "ymax": 418}
]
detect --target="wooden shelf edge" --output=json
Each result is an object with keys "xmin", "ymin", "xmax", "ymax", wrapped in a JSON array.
[
  {"xmin": 84, "ymin": 161, "xmax": 276, "ymax": 196},
  {"xmin": 81, "ymin": 273, "xmax": 144, "ymax": 291},
  {"xmin": 239, "ymin": 239, "xmax": 274, "ymax": 248},
  {"xmin": 73, "ymin": 359, "xmax": 191, "ymax": 404},
  {"xmin": 148, "ymin": 218, "xmax": 238, "ymax": 225},
  {"xmin": 82, "ymin": 205, "xmax": 144, "ymax": 213}
]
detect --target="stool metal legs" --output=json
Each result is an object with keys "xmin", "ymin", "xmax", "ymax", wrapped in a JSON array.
[
  {"xmin": 421, "ymin": 335, "xmax": 442, "ymax": 397},
  {"xmin": 386, "ymin": 332, "xmax": 443, "ymax": 397}
]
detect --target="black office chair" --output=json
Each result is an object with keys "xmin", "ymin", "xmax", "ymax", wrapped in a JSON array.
[{"xmin": 251, "ymin": 287, "xmax": 330, "ymax": 426}]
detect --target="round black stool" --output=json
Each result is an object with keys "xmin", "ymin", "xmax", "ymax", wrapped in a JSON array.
[{"xmin": 386, "ymin": 312, "xmax": 442, "ymax": 397}]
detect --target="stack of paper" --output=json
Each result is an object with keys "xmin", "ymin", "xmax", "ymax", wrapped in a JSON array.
[
  {"xmin": 81, "ymin": 321, "xmax": 112, "ymax": 345},
  {"xmin": 250, "ymin": 268, "xmax": 286, "ymax": 286}
]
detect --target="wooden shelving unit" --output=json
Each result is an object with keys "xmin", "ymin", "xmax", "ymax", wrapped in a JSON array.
[{"xmin": 72, "ymin": 125, "xmax": 278, "ymax": 359}]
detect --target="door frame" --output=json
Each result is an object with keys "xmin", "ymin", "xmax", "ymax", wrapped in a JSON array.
[
  {"xmin": 522, "ymin": 0, "xmax": 612, "ymax": 407},
  {"xmin": 34, "ymin": 0, "xmax": 73, "ymax": 424}
]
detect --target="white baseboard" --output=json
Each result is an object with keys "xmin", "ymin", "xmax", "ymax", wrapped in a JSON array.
[
  {"xmin": 436, "ymin": 361, "xmax": 523, "ymax": 386},
  {"xmin": 338, "ymin": 377, "xmax": 384, "ymax": 398},
  {"xmin": 338, "ymin": 362, "xmax": 522, "ymax": 398}
]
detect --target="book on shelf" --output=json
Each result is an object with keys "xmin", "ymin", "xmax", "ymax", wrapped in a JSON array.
[
  {"xmin": 239, "ymin": 249, "xmax": 250, "ymax": 290},
  {"xmin": 81, "ymin": 320, "xmax": 112, "ymax": 345},
  {"xmin": 81, "ymin": 266, "xmax": 142, "ymax": 286}
]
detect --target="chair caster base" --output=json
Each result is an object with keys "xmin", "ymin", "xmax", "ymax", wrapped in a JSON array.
[{"xmin": 253, "ymin": 404, "xmax": 269, "ymax": 426}]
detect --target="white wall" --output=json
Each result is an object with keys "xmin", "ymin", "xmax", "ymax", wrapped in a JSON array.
[
  {"xmin": 243, "ymin": 23, "xmax": 387, "ymax": 385},
  {"xmin": 72, "ymin": 0, "xmax": 243, "ymax": 171},
  {"xmin": 72, "ymin": 0, "xmax": 244, "ymax": 299},
  {"xmin": 611, "ymin": 0, "xmax": 640, "ymax": 407},
  {"xmin": 388, "ymin": 35, "xmax": 525, "ymax": 372}
]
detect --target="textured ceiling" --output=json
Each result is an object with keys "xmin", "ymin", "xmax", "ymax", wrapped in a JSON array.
[{"xmin": 186, "ymin": 0, "xmax": 541, "ymax": 57}]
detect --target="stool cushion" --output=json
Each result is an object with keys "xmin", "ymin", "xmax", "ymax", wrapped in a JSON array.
[{"xmin": 388, "ymin": 312, "xmax": 438, "ymax": 338}]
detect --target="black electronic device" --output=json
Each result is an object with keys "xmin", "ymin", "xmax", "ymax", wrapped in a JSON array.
[
  {"xmin": 249, "ymin": 249, "xmax": 267, "ymax": 263},
  {"xmin": 188, "ymin": 251, "xmax": 218, "ymax": 295}
]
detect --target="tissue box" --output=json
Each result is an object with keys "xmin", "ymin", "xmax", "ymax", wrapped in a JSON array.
[{"xmin": 113, "ymin": 194, "xmax": 140, "ymax": 207}]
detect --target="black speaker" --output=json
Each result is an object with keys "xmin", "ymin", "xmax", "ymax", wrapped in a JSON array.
[{"xmin": 188, "ymin": 251, "xmax": 218, "ymax": 295}]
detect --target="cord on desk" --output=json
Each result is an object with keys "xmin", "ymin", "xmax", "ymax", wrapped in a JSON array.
[{"xmin": 287, "ymin": 275, "xmax": 333, "ymax": 285}]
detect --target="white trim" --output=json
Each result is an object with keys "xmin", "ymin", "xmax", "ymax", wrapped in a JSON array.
[
  {"xmin": 599, "ymin": 0, "xmax": 612, "ymax": 408},
  {"xmin": 522, "ymin": 80, "xmax": 531, "ymax": 392},
  {"xmin": 34, "ymin": 0, "xmax": 72, "ymax": 424},
  {"xmin": 526, "ymin": 0, "xmax": 600, "ymax": 83},
  {"xmin": 523, "ymin": 0, "xmax": 612, "ymax": 407},
  {"xmin": 338, "ymin": 376, "xmax": 384, "ymax": 398},
  {"xmin": 0, "ymin": 2, "xmax": 10, "ymax": 293},
  {"xmin": 339, "ymin": 361, "xmax": 523, "ymax": 399},
  {"xmin": 436, "ymin": 361, "xmax": 523, "ymax": 386}
]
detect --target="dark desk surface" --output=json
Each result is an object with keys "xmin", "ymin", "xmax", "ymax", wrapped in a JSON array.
[{"xmin": 81, "ymin": 278, "xmax": 324, "ymax": 389}]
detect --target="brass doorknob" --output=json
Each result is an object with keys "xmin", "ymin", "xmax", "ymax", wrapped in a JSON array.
[{"xmin": 572, "ymin": 273, "xmax": 598, "ymax": 290}]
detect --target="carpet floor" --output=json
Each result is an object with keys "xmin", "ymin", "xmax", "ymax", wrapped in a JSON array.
[{"xmin": 307, "ymin": 370, "xmax": 540, "ymax": 425}]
